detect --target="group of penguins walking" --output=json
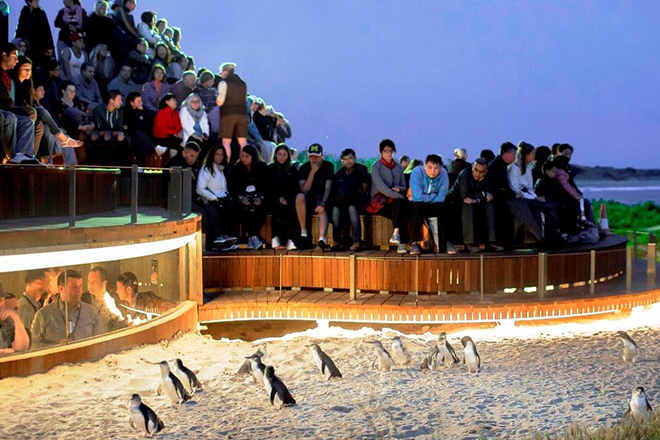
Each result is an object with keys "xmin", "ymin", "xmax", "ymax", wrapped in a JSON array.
[{"xmin": 127, "ymin": 330, "xmax": 653, "ymax": 437}]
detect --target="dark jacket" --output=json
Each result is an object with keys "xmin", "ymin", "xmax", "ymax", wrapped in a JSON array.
[
  {"xmin": 85, "ymin": 13, "xmax": 115, "ymax": 55},
  {"xmin": 488, "ymin": 156, "xmax": 515, "ymax": 201},
  {"xmin": 123, "ymin": 105, "xmax": 155, "ymax": 157},
  {"xmin": 449, "ymin": 167, "xmax": 492, "ymax": 203},
  {"xmin": 231, "ymin": 161, "xmax": 267, "ymax": 199},
  {"xmin": 54, "ymin": 6, "xmax": 86, "ymax": 45},
  {"xmin": 253, "ymin": 111, "xmax": 274, "ymax": 141},
  {"xmin": 113, "ymin": 7, "xmax": 139, "ymax": 62},
  {"xmin": 447, "ymin": 158, "xmax": 471, "ymax": 188},
  {"xmin": 92, "ymin": 104, "xmax": 124, "ymax": 132},
  {"xmin": 0, "ymin": 68, "xmax": 13, "ymax": 109},
  {"xmin": 16, "ymin": 5, "xmax": 54, "ymax": 57},
  {"xmin": 264, "ymin": 162, "xmax": 300, "ymax": 206},
  {"xmin": 127, "ymin": 50, "xmax": 151, "ymax": 85}
]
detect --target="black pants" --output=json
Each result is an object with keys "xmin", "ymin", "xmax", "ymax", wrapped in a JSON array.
[
  {"xmin": 462, "ymin": 202, "xmax": 496, "ymax": 244},
  {"xmin": 270, "ymin": 200, "xmax": 297, "ymax": 242},
  {"xmin": 154, "ymin": 135, "xmax": 182, "ymax": 153},
  {"xmin": 411, "ymin": 202, "xmax": 444, "ymax": 243},
  {"xmin": 202, "ymin": 198, "xmax": 235, "ymax": 248},
  {"xmin": 379, "ymin": 198, "xmax": 409, "ymax": 241},
  {"xmin": 495, "ymin": 199, "xmax": 543, "ymax": 245},
  {"xmin": 239, "ymin": 201, "xmax": 266, "ymax": 238}
]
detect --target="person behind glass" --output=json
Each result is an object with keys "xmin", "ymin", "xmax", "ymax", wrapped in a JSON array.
[
  {"xmin": 30, "ymin": 270, "xmax": 100, "ymax": 348},
  {"xmin": 17, "ymin": 269, "xmax": 46, "ymax": 338},
  {"xmin": 231, "ymin": 144, "xmax": 267, "ymax": 250},
  {"xmin": 296, "ymin": 143, "xmax": 334, "ymax": 251},
  {"xmin": 115, "ymin": 271, "xmax": 175, "ymax": 316},
  {"xmin": 265, "ymin": 144, "xmax": 299, "ymax": 250},
  {"xmin": 141, "ymin": 63, "xmax": 170, "ymax": 114},
  {"xmin": 369, "ymin": 139, "xmax": 409, "ymax": 254},
  {"xmin": 408, "ymin": 154, "xmax": 449, "ymax": 255},
  {"xmin": 0, "ymin": 284, "xmax": 30, "ymax": 354},
  {"xmin": 153, "ymin": 93, "xmax": 182, "ymax": 158},
  {"xmin": 330, "ymin": 148, "xmax": 369, "ymax": 252},
  {"xmin": 449, "ymin": 158, "xmax": 503, "ymax": 253},
  {"xmin": 196, "ymin": 143, "xmax": 238, "ymax": 251},
  {"xmin": 447, "ymin": 148, "xmax": 470, "ymax": 188},
  {"xmin": 82, "ymin": 266, "xmax": 125, "ymax": 333}
]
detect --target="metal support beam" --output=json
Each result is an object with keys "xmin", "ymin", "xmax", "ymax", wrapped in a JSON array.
[
  {"xmin": 537, "ymin": 252, "xmax": 546, "ymax": 299},
  {"xmin": 130, "ymin": 164, "xmax": 138, "ymax": 224},
  {"xmin": 349, "ymin": 254, "xmax": 356, "ymax": 300},
  {"xmin": 589, "ymin": 249, "xmax": 596, "ymax": 294},
  {"xmin": 648, "ymin": 242, "xmax": 657, "ymax": 285},
  {"xmin": 626, "ymin": 246, "xmax": 632, "ymax": 293},
  {"xmin": 68, "ymin": 165, "xmax": 76, "ymax": 227}
]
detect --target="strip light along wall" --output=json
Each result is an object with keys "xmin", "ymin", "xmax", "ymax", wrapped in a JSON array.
[{"xmin": 0, "ymin": 234, "xmax": 196, "ymax": 274}]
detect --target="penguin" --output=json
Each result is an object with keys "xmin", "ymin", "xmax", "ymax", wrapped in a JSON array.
[
  {"xmin": 128, "ymin": 394, "xmax": 165, "ymax": 437},
  {"xmin": 419, "ymin": 345, "xmax": 439, "ymax": 371},
  {"xmin": 460, "ymin": 336, "xmax": 481, "ymax": 373},
  {"xmin": 246, "ymin": 354, "xmax": 267, "ymax": 388},
  {"xmin": 159, "ymin": 360, "xmax": 191, "ymax": 405},
  {"xmin": 307, "ymin": 344, "xmax": 342, "ymax": 379},
  {"xmin": 617, "ymin": 331, "xmax": 639, "ymax": 363},
  {"xmin": 172, "ymin": 358, "xmax": 203, "ymax": 395},
  {"xmin": 624, "ymin": 387, "xmax": 653, "ymax": 424},
  {"xmin": 263, "ymin": 366, "xmax": 296, "ymax": 408},
  {"xmin": 437, "ymin": 332, "xmax": 460, "ymax": 366},
  {"xmin": 237, "ymin": 345, "xmax": 267, "ymax": 375},
  {"xmin": 367, "ymin": 340, "xmax": 395, "ymax": 371},
  {"xmin": 391, "ymin": 336, "xmax": 411, "ymax": 366}
]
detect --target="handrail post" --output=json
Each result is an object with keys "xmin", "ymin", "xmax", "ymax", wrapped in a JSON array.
[
  {"xmin": 589, "ymin": 249, "xmax": 596, "ymax": 294},
  {"xmin": 68, "ymin": 165, "xmax": 76, "ymax": 227},
  {"xmin": 168, "ymin": 167, "xmax": 183, "ymax": 220},
  {"xmin": 349, "ymin": 254, "xmax": 356, "ymax": 301},
  {"xmin": 537, "ymin": 252, "xmax": 546, "ymax": 299},
  {"xmin": 632, "ymin": 231, "xmax": 638, "ymax": 259},
  {"xmin": 130, "ymin": 164, "xmax": 138, "ymax": 224},
  {"xmin": 182, "ymin": 168, "xmax": 192, "ymax": 216},
  {"xmin": 626, "ymin": 247, "xmax": 632, "ymax": 293},
  {"xmin": 479, "ymin": 254, "xmax": 484, "ymax": 302},
  {"xmin": 648, "ymin": 242, "xmax": 657, "ymax": 286}
]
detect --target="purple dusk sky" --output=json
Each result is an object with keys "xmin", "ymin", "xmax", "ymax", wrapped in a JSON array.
[{"xmin": 8, "ymin": 1, "xmax": 660, "ymax": 168}]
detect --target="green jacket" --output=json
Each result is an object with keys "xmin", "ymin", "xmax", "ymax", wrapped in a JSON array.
[{"xmin": 30, "ymin": 297, "xmax": 100, "ymax": 349}]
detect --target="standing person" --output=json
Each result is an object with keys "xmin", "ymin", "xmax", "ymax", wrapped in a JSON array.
[
  {"xmin": 152, "ymin": 93, "xmax": 182, "ymax": 158},
  {"xmin": 215, "ymin": 62, "xmax": 248, "ymax": 164},
  {"xmin": 113, "ymin": 0, "xmax": 140, "ymax": 64},
  {"xmin": 296, "ymin": 143, "xmax": 334, "ymax": 250},
  {"xmin": 17, "ymin": 270, "xmax": 46, "ymax": 336},
  {"xmin": 85, "ymin": 1, "xmax": 114, "ymax": 57},
  {"xmin": 30, "ymin": 270, "xmax": 100, "ymax": 348},
  {"xmin": 231, "ymin": 145, "xmax": 267, "ymax": 250},
  {"xmin": 141, "ymin": 63, "xmax": 170, "ymax": 114},
  {"xmin": 330, "ymin": 148, "xmax": 369, "ymax": 251},
  {"xmin": 408, "ymin": 154, "xmax": 450, "ymax": 255},
  {"xmin": 265, "ymin": 144, "xmax": 299, "ymax": 250},
  {"xmin": 196, "ymin": 144, "xmax": 238, "ymax": 251},
  {"xmin": 54, "ymin": 0, "xmax": 86, "ymax": 58},
  {"xmin": 15, "ymin": 0, "xmax": 54, "ymax": 59},
  {"xmin": 369, "ymin": 139, "xmax": 408, "ymax": 253},
  {"xmin": 59, "ymin": 33, "xmax": 87, "ymax": 81}
]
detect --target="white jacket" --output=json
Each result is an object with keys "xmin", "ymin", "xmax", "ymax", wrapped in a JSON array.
[
  {"xmin": 507, "ymin": 162, "xmax": 536, "ymax": 200},
  {"xmin": 180, "ymin": 107, "xmax": 210, "ymax": 144},
  {"xmin": 196, "ymin": 164, "xmax": 228, "ymax": 202}
]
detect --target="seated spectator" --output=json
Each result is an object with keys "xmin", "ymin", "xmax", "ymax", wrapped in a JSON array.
[
  {"xmin": 447, "ymin": 148, "xmax": 470, "ymax": 188},
  {"xmin": 113, "ymin": 0, "xmax": 140, "ymax": 63},
  {"xmin": 75, "ymin": 62, "xmax": 103, "ymax": 110},
  {"xmin": 30, "ymin": 270, "xmax": 100, "ymax": 348},
  {"xmin": 54, "ymin": 0, "xmax": 86, "ymax": 59},
  {"xmin": 85, "ymin": 1, "xmax": 114, "ymax": 57},
  {"xmin": 253, "ymin": 98, "xmax": 274, "ymax": 142},
  {"xmin": 246, "ymin": 94, "xmax": 263, "ymax": 145},
  {"xmin": 17, "ymin": 270, "xmax": 46, "ymax": 338},
  {"xmin": 403, "ymin": 158, "xmax": 422, "ymax": 189},
  {"xmin": 127, "ymin": 39, "xmax": 151, "ymax": 85},
  {"xmin": 153, "ymin": 93, "xmax": 182, "ymax": 158},
  {"xmin": 532, "ymin": 145, "xmax": 551, "ymax": 186},
  {"xmin": 274, "ymin": 112, "xmax": 292, "ymax": 144},
  {"xmin": 448, "ymin": 159, "xmax": 502, "ymax": 253},
  {"xmin": 153, "ymin": 43, "xmax": 171, "ymax": 68},
  {"xmin": 196, "ymin": 144, "xmax": 238, "ymax": 251},
  {"xmin": 15, "ymin": 0, "xmax": 55, "ymax": 60},
  {"xmin": 107, "ymin": 64, "xmax": 139, "ymax": 98},
  {"xmin": 540, "ymin": 156, "xmax": 594, "ymax": 229},
  {"xmin": 186, "ymin": 55, "xmax": 195, "ymax": 74},
  {"xmin": 1, "ymin": 43, "xmax": 37, "ymax": 164},
  {"xmin": 296, "ymin": 143, "xmax": 334, "ymax": 250},
  {"xmin": 170, "ymin": 70, "xmax": 196, "ymax": 109},
  {"xmin": 330, "ymin": 148, "xmax": 369, "ymax": 251},
  {"xmin": 265, "ymin": 144, "xmax": 299, "ymax": 250},
  {"xmin": 12, "ymin": 38, "xmax": 30, "ymax": 57},
  {"xmin": 480, "ymin": 148, "xmax": 495, "ymax": 163},
  {"xmin": 0, "ymin": 284, "xmax": 30, "ymax": 354},
  {"xmin": 165, "ymin": 138, "xmax": 201, "ymax": 185},
  {"xmin": 91, "ymin": 90, "xmax": 127, "ymax": 163},
  {"xmin": 52, "ymin": 80, "xmax": 94, "ymax": 143},
  {"xmin": 123, "ymin": 91, "xmax": 158, "ymax": 163},
  {"xmin": 82, "ymin": 266, "xmax": 126, "ymax": 333},
  {"xmin": 116, "ymin": 272, "xmax": 175, "ymax": 317},
  {"xmin": 194, "ymin": 69, "xmax": 218, "ymax": 114},
  {"xmin": 167, "ymin": 53, "xmax": 189, "ymax": 82},
  {"xmin": 59, "ymin": 32, "xmax": 87, "ymax": 81},
  {"xmin": 89, "ymin": 43, "xmax": 116, "ymax": 96},
  {"xmin": 489, "ymin": 142, "xmax": 543, "ymax": 246},
  {"xmin": 231, "ymin": 145, "xmax": 267, "ymax": 249},
  {"xmin": 40, "ymin": 60, "xmax": 63, "ymax": 113},
  {"xmin": 409, "ymin": 154, "xmax": 449, "ymax": 255},
  {"xmin": 136, "ymin": 10, "xmax": 161, "ymax": 55},
  {"xmin": 141, "ymin": 63, "xmax": 170, "ymax": 113},
  {"xmin": 171, "ymin": 27, "xmax": 183, "ymax": 52},
  {"xmin": 369, "ymin": 139, "xmax": 409, "ymax": 254},
  {"xmin": 180, "ymin": 93, "xmax": 209, "ymax": 147},
  {"xmin": 399, "ymin": 155, "xmax": 411, "ymax": 170}
]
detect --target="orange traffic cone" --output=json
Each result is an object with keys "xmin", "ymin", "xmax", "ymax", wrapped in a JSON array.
[{"xmin": 599, "ymin": 204, "xmax": 611, "ymax": 234}]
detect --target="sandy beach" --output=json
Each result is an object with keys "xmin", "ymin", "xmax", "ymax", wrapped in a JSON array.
[{"xmin": 1, "ymin": 306, "xmax": 659, "ymax": 440}]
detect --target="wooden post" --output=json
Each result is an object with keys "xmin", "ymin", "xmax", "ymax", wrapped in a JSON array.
[
  {"xmin": 626, "ymin": 246, "xmax": 632, "ymax": 293},
  {"xmin": 537, "ymin": 253, "xmax": 546, "ymax": 299},
  {"xmin": 130, "ymin": 164, "xmax": 138, "ymax": 224},
  {"xmin": 279, "ymin": 253, "xmax": 283, "ymax": 300},
  {"xmin": 194, "ymin": 229, "xmax": 203, "ymax": 305},
  {"xmin": 349, "ymin": 254, "xmax": 356, "ymax": 301},
  {"xmin": 633, "ymin": 231, "xmax": 638, "ymax": 259},
  {"xmin": 648, "ymin": 242, "xmax": 657, "ymax": 285},
  {"xmin": 479, "ymin": 254, "xmax": 484, "ymax": 302},
  {"xmin": 589, "ymin": 250, "xmax": 596, "ymax": 294},
  {"xmin": 415, "ymin": 257, "xmax": 419, "ymax": 306},
  {"xmin": 68, "ymin": 166, "xmax": 76, "ymax": 227}
]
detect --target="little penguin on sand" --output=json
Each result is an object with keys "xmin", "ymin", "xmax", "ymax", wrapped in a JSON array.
[
  {"xmin": 391, "ymin": 336, "xmax": 411, "ymax": 366},
  {"xmin": 307, "ymin": 343, "xmax": 342, "ymax": 379},
  {"xmin": 129, "ymin": 394, "xmax": 164, "ymax": 437},
  {"xmin": 246, "ymin": 354, "xmax": 267, "ymax": 388},
  {"xmin": 624, "ymin": 386, "xmax": 653, "ymax": 424},
  {"xmin": 617, "ymin": 331, "xmax": 638, "ymax": 363},
  {"xmin": 420, "ymin": 345, "xmax": 439, "ymax": 371},
  {"xmin": 367, "ymin": 340, "xmax": 395, "ymax": 371},
  {"xmin": 172, "ymin": 358, "xmax": 203, "ymax": 395},
  {"xmin": 237, "ymin": 345, "xmax": 267, "ymax": 375},
  {"xmin": 437, "ymin": 332, "xmax": 460, "ymax": 366},
  {"xmin": 158, "ymin": 360, "xmax": 191, "ymax": 405},
  {"xmin": 460, "ymin": 336, "xmax": 481, "ymax": 373},
  {"xmin": 264, "ymin": 365, "xmax": 296, "ymax": 408}
]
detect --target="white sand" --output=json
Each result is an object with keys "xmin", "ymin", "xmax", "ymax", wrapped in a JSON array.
[{"xmin": 2, "ymin": 307, "xmax": 660, "ymax": 440}]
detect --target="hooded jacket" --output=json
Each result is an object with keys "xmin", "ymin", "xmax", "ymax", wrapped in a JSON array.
[{"xmin": 91, "ymin": 104, "xmax": 124, "ymax": 132}]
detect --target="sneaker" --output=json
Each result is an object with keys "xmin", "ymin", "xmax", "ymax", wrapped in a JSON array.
[
  {"xmin": 389, "ymin": 232, "xmax": 401, "ymax": 245},
  {"xmin": 286, "ymin": 239, "xmax": 297, "ymax": 250},
  {"xmin": 410, "ymin": 243, "xmax": 422, "ymax": 255},
  {"xmin": 154, "ymin": 145, "xmax": 168, "ymax": 156},
  {"xmin": 397, "ymin": 243, "xmax": 408, "ymax": 254},
  {"xmin": 217, "ymin": 244, "xmax": 238, "ymax": 252},
  {"xmin": 486, "ymin": 242, "xmax": 505, "ymax": 252},
  {"xmin": 446, "ymin": 241, "xmax": 458, "ymax": 255},
  {"xmin": 271, "ymin": 236, "xmax": 282, "ymax": 248},
  {"xmin": 466, "ymin": 244, "xmax": 482, "ymax": 254},
  {"xmin": 330, "ymin": 243, "xmax": 344, "ymax": 252},
  {"xmin": 246, "ymin": 236, "xmax": 256, "ymax": 250},
  {"xmin": 350, "ymin": 241, "xmax": 363, "ymax": 252},
  {"xmin": 316, "ymin": 239, "xmax": 328, "ymax": 251},
  {"xmin": 213, "ymin": 235, "xmax": 237, "ymax": 246},
  {"xmin": 251, "ymin": 236, "xmax": 264, "ymax": 250}
]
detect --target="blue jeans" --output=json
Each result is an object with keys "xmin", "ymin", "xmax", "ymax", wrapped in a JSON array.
[
  {"xmin": 332, "ymin": 204, "xmax": 361, "ymax": 243},
  {"xmin": 2, "ymin": 109, "xmax": 36, "ymax": 163}
]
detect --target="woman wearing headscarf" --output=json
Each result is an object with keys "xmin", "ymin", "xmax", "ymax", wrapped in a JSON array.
[{"xmin": 179, "ymin": 93, "xmax": 209, "ymax": 145}]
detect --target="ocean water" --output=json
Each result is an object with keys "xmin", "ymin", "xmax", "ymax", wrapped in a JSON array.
[{"xmin": 576, "ymin": 179, "xmax": 660, "ymax": 205}]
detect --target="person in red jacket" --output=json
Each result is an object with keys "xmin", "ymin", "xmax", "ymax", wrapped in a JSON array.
[{"xmin": 152, "ymin": 93, "xmax": 182, "ymax": 158}]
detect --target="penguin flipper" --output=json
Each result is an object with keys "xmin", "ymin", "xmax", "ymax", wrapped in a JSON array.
[
  {"xmin": 448, "ymin": 344, "xmax": 460, "ymax": 363},
  {"xmin": 647, "ymin": 400, "xmax": 653, "ymax": 412},
  {"xmin": 270, "ymin": 386, "xmax": 277, "ymax": 405},
  {"xmin": 321, "ymin": 361, "xmax": 326, "ymax": 376},
  {"xmin": 129, "ymin": 418, "xmax": 137, "ymax": 430}
]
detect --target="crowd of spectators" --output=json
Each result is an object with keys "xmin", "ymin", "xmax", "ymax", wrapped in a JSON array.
[{"xmin": 0, "ymin": 266, "xmax": 174, "ymax": 354}]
